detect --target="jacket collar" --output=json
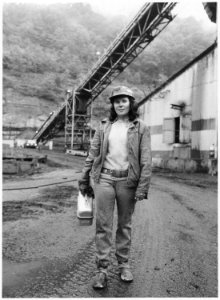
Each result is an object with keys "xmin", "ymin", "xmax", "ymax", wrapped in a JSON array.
[
  {"xmin": 102, "ymin": 117, "xmax": 139, "ymax": 124},
  {"xmin": 129, "ymin": 118, "xmax": 139, "ymax": 129},
  {"xmin": 101, "ymin": 117, "xmax": 139, "ymax": 130}
]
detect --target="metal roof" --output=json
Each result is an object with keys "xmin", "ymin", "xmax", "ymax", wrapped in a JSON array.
[{"xmin": 138, "ymin": 41, "xmax": 217, "ymax": 106}]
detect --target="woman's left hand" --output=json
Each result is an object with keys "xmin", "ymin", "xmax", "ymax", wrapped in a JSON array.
[
  {"xmin": 135, "ymin": 195, "xmax": 146, "ymax": 201},
  {"xmin": 134, "ymin": 192, "xmax": 148, "ymax": 201}
]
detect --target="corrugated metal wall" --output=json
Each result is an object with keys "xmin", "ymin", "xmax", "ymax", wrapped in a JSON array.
[{"xmin": 142, "ymin": 45, "xmax": 217, "ymax": 170}]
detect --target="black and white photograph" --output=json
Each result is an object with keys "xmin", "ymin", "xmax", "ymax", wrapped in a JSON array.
[{"xmin": 2, "ymin": 0, "xmax": 218, "ymax": 297}]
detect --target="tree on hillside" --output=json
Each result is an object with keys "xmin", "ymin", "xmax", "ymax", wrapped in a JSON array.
[{"xmin": 3, "ymin": 2, "xmax": 216, "ymax": 121}]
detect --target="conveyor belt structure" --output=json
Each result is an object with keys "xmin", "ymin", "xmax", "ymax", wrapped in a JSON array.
[{"xmin": 33, "ymin": 2, "xmax": 176, "ymax": 149}]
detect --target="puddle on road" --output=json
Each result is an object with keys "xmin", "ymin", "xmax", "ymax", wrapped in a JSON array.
[
  {"xmin": 3, "ymin": 185, "xmax": 78, "ymax": 222},
  {"xmin": 3, "ymin": 259, "xmax": 43, "ymax": 296}
]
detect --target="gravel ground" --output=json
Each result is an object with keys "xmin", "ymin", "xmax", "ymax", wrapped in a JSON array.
[{"xmin": 2, "ymin": 149, "xmax": 218, "ymax": 297}]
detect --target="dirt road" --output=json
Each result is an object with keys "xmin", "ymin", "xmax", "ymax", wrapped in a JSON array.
[{"xmin": 2, "ymin": 150, "xmax": 217, "ymax": 297}]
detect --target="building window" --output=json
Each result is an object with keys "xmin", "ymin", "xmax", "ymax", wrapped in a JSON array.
[
  {"xmin": 174, "ymin": 117, "xmax": 180, "ymax": 143},
  {"xmin": 163, "ymin": 116, "xmax": 191, "ymax": 144}
]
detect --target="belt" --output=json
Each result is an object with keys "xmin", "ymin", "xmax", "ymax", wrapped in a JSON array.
[{"xmin": 101, "ymin": 168, "xmax": 128, "ymax": 178}]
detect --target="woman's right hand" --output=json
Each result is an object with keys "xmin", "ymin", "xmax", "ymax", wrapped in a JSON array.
[
  {"xmin": 79, "ymin": 183, "xmax": 89, "ymax": 196},
  {"xmin": 79, "ymin": 183, "xmax": 94, "ymax": 198}
]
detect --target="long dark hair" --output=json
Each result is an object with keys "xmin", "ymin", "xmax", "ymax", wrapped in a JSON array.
[{"xmin": 109, "ymin": 97, "xmax": 139, "ymax": 122}]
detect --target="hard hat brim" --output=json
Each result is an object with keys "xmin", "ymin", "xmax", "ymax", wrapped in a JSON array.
[{"xmin": 109, "ymin": 94, "xmax": 135, "ymax": 101}]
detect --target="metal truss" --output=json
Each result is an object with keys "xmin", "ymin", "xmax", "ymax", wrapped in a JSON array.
[
  {"xmin": 33, "ymin": 103, "xmax": 66, "ymax": 142},
  {"xmin": 76, "ymin": 2, "xmax": 176, "ymax": 105},
  {"xmin": 33, "ymin": 2, "xmax": 176, "ymax": 147},
  {"xmin": 64, "ymin": 90, "xmax": 93, "ymax": 149},
  {"xmin": 64, "ymin": 90, "xmax": 74, "ymax": 147}
]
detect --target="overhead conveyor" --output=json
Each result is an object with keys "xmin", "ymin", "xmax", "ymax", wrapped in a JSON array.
[{"xmin": 33, "ymin": 2, "xmax": 176, "ymax": 150}]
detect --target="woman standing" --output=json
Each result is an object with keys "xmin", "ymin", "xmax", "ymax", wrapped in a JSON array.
[{"xmin": 79, "ymin": 86, "xmax": 151, "ymax": 289}]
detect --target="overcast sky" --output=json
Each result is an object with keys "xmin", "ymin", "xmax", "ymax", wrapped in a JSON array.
[
  {"xmin": 2, "ymin": 0, "xmax": 215, "ymax": 25},
  {"xmin": 84, "ymin": 0, "xmax": 212, "ymax": 22}
]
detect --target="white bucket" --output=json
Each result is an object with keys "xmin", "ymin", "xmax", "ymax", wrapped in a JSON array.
[{"xmin": 77, "ymin": 191, "xmax": 94, "ymax": 226}]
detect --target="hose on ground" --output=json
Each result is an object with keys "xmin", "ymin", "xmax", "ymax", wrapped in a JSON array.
[{"xmin": 3, "ymin": 178, "xmax": 77, "ymax": 191}]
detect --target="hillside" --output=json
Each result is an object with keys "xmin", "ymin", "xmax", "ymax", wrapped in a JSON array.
[{"xmin": 3, "ymin": 3, "xmax": 216, "ymax": 136}]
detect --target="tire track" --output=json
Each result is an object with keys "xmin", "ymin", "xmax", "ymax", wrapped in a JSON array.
[
  {"xmin": 11, "ymin": 195, "xmax": 175, "ymax": 297},
  {"xmin": 130, "ymin": 198, "xmax": 169, "ymax": 297},
  {"xmin": 7, "ymin": 179, "xmax": 217, "ymax": 298},
  {"xmin": 11, "ymin": 218, "xmax": 150, "ymax": 297}
]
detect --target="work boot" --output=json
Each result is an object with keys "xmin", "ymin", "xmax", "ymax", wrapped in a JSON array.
[
  {"xmin": 92, "ymin": 271, "xmax": 107, "ymax": 289},
  {"xmin": 119, "ymin": 267, "xmax": 133, "ymax": 282}
]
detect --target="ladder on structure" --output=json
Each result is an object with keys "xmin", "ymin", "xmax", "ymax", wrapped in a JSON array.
[{"xmin": 33, "ymin": 2, "xmax": 176, "ymax": 152}]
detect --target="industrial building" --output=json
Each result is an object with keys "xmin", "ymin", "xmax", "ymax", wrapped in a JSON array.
[
  {"xmin": 3, "ymin": 2, "xmax": 217, "ymax": 175},
  {"xmin": 139, "ymin": 42, "xmax": 217, "ymax": 173}
]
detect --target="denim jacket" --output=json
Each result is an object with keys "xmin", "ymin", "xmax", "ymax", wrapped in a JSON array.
[{"xmin": 79, "ymin": 118, "xmax": 152, "ymax": 199}]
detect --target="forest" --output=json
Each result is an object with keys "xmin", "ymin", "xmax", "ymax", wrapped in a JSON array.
[{"xmin": 3, "ymin": 2, "xmax": 217, "ymax": 128}]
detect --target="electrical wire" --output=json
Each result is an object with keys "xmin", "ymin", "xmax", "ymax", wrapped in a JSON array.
[{"xmin": 3, "ymin": 178, "xmax": 77, "ymax": 191}]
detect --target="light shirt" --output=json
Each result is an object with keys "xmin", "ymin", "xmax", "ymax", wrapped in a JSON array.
[{"xmin": 103, "ymin": 120, "xmax": 129, "ymax": 170}]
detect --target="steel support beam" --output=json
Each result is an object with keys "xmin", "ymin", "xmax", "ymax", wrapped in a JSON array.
[
  {"xmin": 33, "ymin": 2, "xmax": 176, "ymax": 148},
  {"xmin": 64, "ymin": 90, "xmax": 92, "ymax": 150},
  {"xmin": 77, "ymin": 2, "xmax": 176, "ymax": 106}
]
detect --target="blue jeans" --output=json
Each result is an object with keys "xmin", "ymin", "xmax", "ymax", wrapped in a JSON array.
[{"xmin": 93, "ymin": 174, "xmax": 136, "ymax": 271}]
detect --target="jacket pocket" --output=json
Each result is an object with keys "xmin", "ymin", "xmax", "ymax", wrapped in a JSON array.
[{"xmin": 128, "ymin": 163, "xmax": 140, "ymax": 182}]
